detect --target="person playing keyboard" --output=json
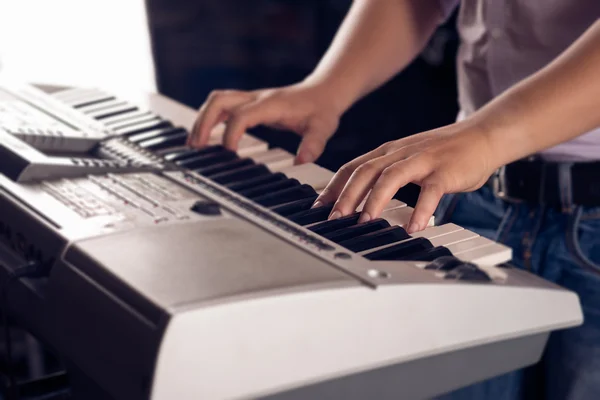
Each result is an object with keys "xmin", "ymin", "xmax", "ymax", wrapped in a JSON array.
[{"xmin": 189, "ymin": 1, "xmax": 600, "ymax": 399}]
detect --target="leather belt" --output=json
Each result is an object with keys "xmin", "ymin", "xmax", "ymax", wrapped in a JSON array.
[{"xmin": 491, "ymin": 158, "xmax": 600, "ymax": 208}]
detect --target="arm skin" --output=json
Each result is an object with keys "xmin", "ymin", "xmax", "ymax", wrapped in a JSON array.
[
  {"xmin": 188, "ymin": 0, "xmax": 447, "ymax": 164},
  {"xmin": 303, "ymin": 0, "xmax": 448, "ymax": 114},
  {"xmin": 475, "ymin": 19, "xmax": 600, "ymax": 167},
  {"xmin": 316, "ymin": 19, "xmax": 600, "ymax": 233}
]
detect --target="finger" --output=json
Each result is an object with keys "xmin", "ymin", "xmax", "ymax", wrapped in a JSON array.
[
  {"xmin": 328, "ymin": 157, "xmax": 390, "ymax": 219},
  {"xmin": 361, "ymin": 156, "xmax": 432, "ymax": 222},
  {"xmin": 190, "ymin": 90, "xmax": 253, "ymax": 147},
  {"xmin": 312, "ymin": 147, "xmax": 387, "ymax": 208},
  {"xmin": 326, "ymin": 146, "xmax": 415, "ymax": 219},
  {"xmin": 295, "ymin": 127, "xmax": 328, "ymax": 165},
  {"xmin": 222, "ymin": 101, "xmax": 280, "ymax": 151},
  {"xmin": 189, "ymin": 111, "xmax": 228, "ymax": 146},
  {"xmin": 407, "ymin": 181, "xmax": 444, "ymax": 233}
]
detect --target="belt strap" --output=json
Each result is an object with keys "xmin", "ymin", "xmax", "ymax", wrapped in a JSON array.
[{"xmin": 493, "ymin": 158, "xmax": 600, "ymax": 208}]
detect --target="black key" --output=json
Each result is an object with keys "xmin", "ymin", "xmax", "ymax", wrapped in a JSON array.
[
  {"xmin": 240, "ymin": 178, "xmax": 300, "ymax": 198},
  {"xmin": 177, "ymin": 151, "xmax": 238, "ymax": 169},
  {"xmin": 212, "ymin": 164, "xmax": 271, "ymax": 184},
  {"xmin": 110, "ymin": 115, "xmax": 162, "ymax": 130},
  {"xmin": 80, "ymin": 100, "xmax": 128, "ymax": 114},
  {"xmin": 364, "ymin": 237, "xmax": 434, "ymax": 261},
  {"xmin": 196, "ymin": 158, "xmax": 254, "ymax": 177},
  {"xmin": 425, "ymin": 256, "xmax": 465, "ymax": 271},
  {"xmin": 447, "ymin": 264, "xmax": 491, "ymax": 282},
  {"xmin": 162, "ymin": 145, "xmax": 226, "ymax": 162},
  {"xmin": 309, "ymin": 213, "xmax": 361, "ymax": 236},
  {"xmin": 103, "ymin": 110, "xmax": 156, "ymax": 125},
  {"xmin": 115, "ymin": 119, "xmax": 172, "ymax": 136},
  {"xmin": 323, "ymin": 219, "xmax": 391, "ymax": 243},
  {"xmin": 129, "ymin": 127, "xmax": 181, "ymax": 143},
  {"xmin": 402, "ymin": 246, "xmax": 453, "ymax": 262},
  {"xmin": 253, "ymin": 184, "xmax": 317, "ymax": 207},
  {"xmin": 270, "ymin": 196, "xmax": 319, "ymax": 216},
  {"xmin": 287, "ymin": 204, "xmax": 335, "ymax": 226},
  {"xmin": 72, "ymin": 96, "xmax": 116, "ymax": 108},
  {"xmin": 226, "ymin": 172, "xmax": 287, "ymax": 192},
  {"xmin": 90, "ymin": 104, "xmax": 139, "ymax": 120},
  {"xmin": 337, "ymin": 226, "xmax": 410, "ymax": 252},
  {"xmin": 162, "ymin": 148, "xmax": 198, "ymax": 162},
  {"xmin": 137, "ymin": 129, "xmax": 188, "ymax": 151}
]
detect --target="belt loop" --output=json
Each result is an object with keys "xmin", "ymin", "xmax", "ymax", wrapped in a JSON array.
[{"xmin": 558, "ymin": 162, "xmax": 574, "ymax": 212}]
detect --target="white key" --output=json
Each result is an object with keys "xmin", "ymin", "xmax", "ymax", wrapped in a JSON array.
[
  {"xmin": 313, "ymin": 186, "xmax": 408, "ymax": 210},
  {"xmin": 280, "ymin": 163, "xmax": 334, "ymax": 191},
  {"xmin": 445, "ymin": 236, "xmax": 492, "ymax": 254},
  {"xmin": 429, "ymin": 229, "xmax": 479, "ymax": 247},
  {"xmin": 363, "ymin": 226, "xmax": 510, "ymax": 264},
  {"xmin": 207, "ymin": 124, "xmax": 268, "ymax": 156},
  {"xmin": 359, "ymin": 223, "xmax": 468, "ymax": 256},
  {"xmin": 111, "ymin": 116, "xmax": 162, "ymax": 132},
  {"xmin": 353, "ymin": 191, "xmax": 408, "ymax": 211},
  {"xmin": 358, "ymin": 199, "xmax": 406, "ymax": 212},
  {"xmin": 449, "ymin": 237, "xmax": 512, "ymax": 265},
  {"xmin": 78, "ymin": 100, "xmax": 128, "ymax": 114},
  {"xmin": 379, "ymin": 206, "xmax": 434, "ymax": 228},
  {"xmin": 86, "ymin": 104, "xmax": 134, "ymax": 119},
  {"xmin": 233, "ymin": 135, "xmax": 269, "ymax": 157},
  {"xmin": 54, "ymin": 87, "xmax": 99, "ymax": 101},
  {"xmin": 104, "ymin": 110, "xmax": 156, "ymax": 126},
  {"xmin": 409, "ymin": 223, "xmax": 464, "ymax": 239},
  {"xmin": 62, "ymin": 90, "xmax": 112, "ymax": 106},
  {"xmin": 250, "ymin": 148, "xmax": 295, "ymax": 171},
  {"xmin": 304, "ymin": 199, "xmax": 405, "ymax": 229}
]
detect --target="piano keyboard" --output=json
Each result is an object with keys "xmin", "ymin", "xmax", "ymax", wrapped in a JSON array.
[
  {"xmin": 50, "ymin": 86, "xmax": 512, "ymax": 269},
  {"xmin": 0, "ymin": 83, "xmax": 583, "ymax": 400}
]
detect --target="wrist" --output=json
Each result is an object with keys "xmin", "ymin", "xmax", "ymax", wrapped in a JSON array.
[
  {"xmin": 469, "ymin": 96, "xmax": 535, "ymax": 170},
  {"xmin": 301, "ymin": 73, "xmax": 358, "ymax": 117}
]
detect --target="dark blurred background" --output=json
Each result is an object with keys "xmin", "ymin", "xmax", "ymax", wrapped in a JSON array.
[{"xmin": 145, "ymin": 0, "xmax": 459, "ymax": 206}]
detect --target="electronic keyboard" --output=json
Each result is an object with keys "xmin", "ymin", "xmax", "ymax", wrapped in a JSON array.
[{"xmin": 0, "ymin": 81, "xmax": 583, "ymax": 400}]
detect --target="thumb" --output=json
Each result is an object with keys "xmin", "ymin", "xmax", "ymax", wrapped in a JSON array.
[{"xmin": 295, "ymin": 128, "xmax": 329, "ymax": 165}]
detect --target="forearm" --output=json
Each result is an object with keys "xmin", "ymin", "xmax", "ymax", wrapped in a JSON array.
[
  {"xmin": 475, "ymin": 20, "xmax": 600, "ymax": 168},
  {"xmin": 303, "ymin": 0, "xmax": 444, "ymax": 114}
]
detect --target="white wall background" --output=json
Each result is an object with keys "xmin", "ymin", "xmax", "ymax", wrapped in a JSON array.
[{"xmin": 0, "ymin": 0, "xmax": 156, "ymax": 93}]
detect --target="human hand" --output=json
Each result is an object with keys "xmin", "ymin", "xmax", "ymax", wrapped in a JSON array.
[
  {"xmin": 313, "ymin": 120, "xmax": 498, "ymax": 233},
  {"xmin": 187, "ymin": 82, "xmax": 343, "ymax": 164}
]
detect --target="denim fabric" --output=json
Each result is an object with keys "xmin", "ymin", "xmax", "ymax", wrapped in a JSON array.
[{"xmin": 433, "ymin": 185, "xmax": 600, "ymax": 400}]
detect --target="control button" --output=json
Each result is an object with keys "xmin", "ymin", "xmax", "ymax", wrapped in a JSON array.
[
  {"xmin": 190, "ymin": 200, "xmax": 222, "ymax": 216},
  {"xmin": 368, "ymin": 269, "xmax": 390, "ymax": 279},
  {"xmin": 315, "ymin": 241, "xmax": 335, "ymax": 251},
  {"xmin": 445, "ymin": 264, "xmax": 492, "ymax": 282},
  {"xmin": 424, "ymin": 256, "xmax": 464, "ymax": 271},
  {"xmin": 334, "ymin": 252, "xmax": 351, "ymax": 260}
]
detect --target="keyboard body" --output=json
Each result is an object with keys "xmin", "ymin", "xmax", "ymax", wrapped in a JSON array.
[{"xmin": 0, "ymin": 82, "xmax": 583, "ymax": 400}]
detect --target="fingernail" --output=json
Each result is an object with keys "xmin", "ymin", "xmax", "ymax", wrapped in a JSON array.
[
  {"xmin": 312, "ymin": 200, "xmax": 323, "ymax": 209},
  {"xmin": 358, "ymin": 212, "xmax": 371, "ymax": 223},
  {"xmin": 407, "ymin": 222, "xmax": 421, "ymax": 234},
  {"xmin": 329, "ymin": 210, "xmax": 341, "ymax": 220}
]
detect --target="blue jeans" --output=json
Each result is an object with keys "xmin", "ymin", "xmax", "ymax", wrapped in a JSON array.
[{"xmin": 434, "ymin": 185, "xmax": 600, "ymax": 400}]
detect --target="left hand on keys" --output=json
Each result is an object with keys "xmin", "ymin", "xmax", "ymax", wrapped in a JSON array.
[{"xmin": 313, "ymin": 120, "xmax": 498, "ymax": 233}]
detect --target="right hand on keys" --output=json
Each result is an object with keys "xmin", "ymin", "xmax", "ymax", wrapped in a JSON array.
[{"xmin": 188, "ymin": 82, "xmax": 343, "ymax": 164}]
